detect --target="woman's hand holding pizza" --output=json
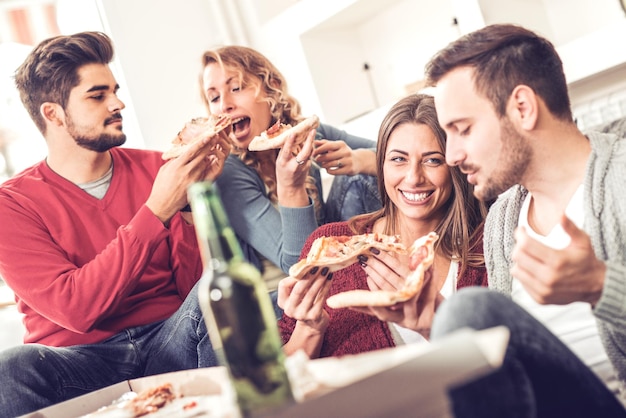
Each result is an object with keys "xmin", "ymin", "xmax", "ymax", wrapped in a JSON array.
[
  {"xmin": 355, "ymin": 248, "xmax": 442, "ymax": 338},
  {"xmin": 277, "ymin": 267, "xmax": 333, "ymax": 357},
  {"xmin": 276, "ymin": 129, "xmax": 316, "ymax": 207}
]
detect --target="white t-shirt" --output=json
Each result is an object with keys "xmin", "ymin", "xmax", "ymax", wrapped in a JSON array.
[
  {"xmin": 515, "ymin": 185, "xmax": 622, "ymax": 402},
  {"xmin": 391, "ymin": 260, "xmax": 458, "ymax": 344}
]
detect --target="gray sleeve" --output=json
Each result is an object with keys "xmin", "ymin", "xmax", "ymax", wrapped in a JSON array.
[{"xmin": 215, "ymin": 156, "xmax": 318, "ymax": 273}]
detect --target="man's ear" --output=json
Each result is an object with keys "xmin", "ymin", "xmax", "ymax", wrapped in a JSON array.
[
  {"xmin": 507, "ymin": 85, "xmax": 538, "ymax": 131},
  {"xmin": 40, "ymin": 102, "xmax": 65, "ymax": 127}
]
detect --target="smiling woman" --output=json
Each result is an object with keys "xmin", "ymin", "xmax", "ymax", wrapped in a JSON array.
[{"xmin": 277, "ymin": 93, "xmax": 489, "ymax": 360}]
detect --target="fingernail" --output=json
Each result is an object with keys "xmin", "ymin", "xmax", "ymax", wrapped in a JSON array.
[
  {"xmin": 369, "ymin": 247, "xmax": 380, "ymax": 255},
  {"xmin": 320, "ymin": 267, "xmax": 329, "ymax": 276},
  {"xmin": 326, "ymin": 273, "xmax": 333, "ymax": 281},
  {"xmin": 310, "ymin": 266, "xmax": 319, "ymax": 275},
  {"xmin": 357, "ymin": 255, "xmax": 368, "ymax": 262}
]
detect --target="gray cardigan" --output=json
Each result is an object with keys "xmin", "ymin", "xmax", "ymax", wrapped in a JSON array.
[{"xmin": 483, "ymin": 130, "xmax": 626, "ymax": 384}]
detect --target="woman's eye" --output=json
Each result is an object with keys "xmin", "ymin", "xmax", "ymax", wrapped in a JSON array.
[
  {"xmin": 232, "ymin": 86, "xmax": 240, "ymax": 92},
  {"xmin": 423, "ymin": 157, "xmax": 444, "ymax": 167},
  {"xmin": 209, "ymin": 95, "xmax": 219, "ymax": 103},
  {"xmin": 390, "ymin": 155, "xmax": 407, "ymax": 163}
]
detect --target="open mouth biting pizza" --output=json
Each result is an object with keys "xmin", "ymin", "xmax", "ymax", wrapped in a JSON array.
[
  {"xmin": 248, "ymin": 115, "xmax": 319, "ymax": 152},
  {"xmin": 288, "ymin": 233, "xmax": 407, "ymax": 279},
  {"xmin": 325, "ymin": 232, "xmax": 439, "ymax": 308},
  {"xmin": 162, "ymin": 114, "xmax": 232, "ymax": 160}
]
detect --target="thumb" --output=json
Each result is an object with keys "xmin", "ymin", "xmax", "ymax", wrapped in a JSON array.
[{"xmin": 560, "ymin": 214, "xmax": 586, "ymax": 246}]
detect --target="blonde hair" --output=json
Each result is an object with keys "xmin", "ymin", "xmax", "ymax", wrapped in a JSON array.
[{"xmin": 200, "ymin": 45, "xmax": 320, "ymax": 214}]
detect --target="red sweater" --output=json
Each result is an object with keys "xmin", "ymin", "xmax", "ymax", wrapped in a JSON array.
[
  {"xmin": 278, "ymin": 222, "xmax": 488, "ymax": 358},
  {"xmin": 0, "ymin": 148, "xmax": 203, "ymax": 346}
]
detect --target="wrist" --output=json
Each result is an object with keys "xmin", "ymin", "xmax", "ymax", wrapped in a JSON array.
[{"xmin": 296, "ymin": 317, "xmax": 329, "ymax": 335}]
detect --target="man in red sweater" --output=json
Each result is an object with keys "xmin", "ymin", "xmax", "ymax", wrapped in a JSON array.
[{"xmin": 0, "ymin": 31, "xmax": 228, "ymax": 416}]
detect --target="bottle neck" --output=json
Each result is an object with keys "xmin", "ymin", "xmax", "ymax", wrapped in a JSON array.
[{"xmin": 189, "ymin": 182, "xmax": 245, "ymax": 272}]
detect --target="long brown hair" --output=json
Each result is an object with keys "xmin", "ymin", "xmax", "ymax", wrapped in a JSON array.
[
  {"xmin": 349, "ymin": 94, "xmax": 487, "ymax": 275},
  {"xmin": 200, "ymin": 45, "xmax": 320, "ymax": 213}
]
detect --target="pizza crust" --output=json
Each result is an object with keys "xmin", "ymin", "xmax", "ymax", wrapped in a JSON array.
[
  {"xmin": 162, "ymin": 114, "xmax": 232, "ymax": 160},
  {"xmin": 325, "ymin": 232, "xmax": 439, "ymax": 308},
  {"xmin": 289, "ymin": 233, "xmax": 407, "ymax": 279},
  {"xmin": 248, "ymin": 115, "xmax": 319, "ymax": 151}
]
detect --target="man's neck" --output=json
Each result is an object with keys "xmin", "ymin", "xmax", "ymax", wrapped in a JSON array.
[
  {"xmin": 47, "ymin": 146, "xmax": 113, "ymax": 185},
  {"xmin": 524, "ymin": 127, "xmax": 590, "ymax": 234}
]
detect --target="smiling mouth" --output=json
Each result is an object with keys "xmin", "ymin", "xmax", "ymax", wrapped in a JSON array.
[{"xmin": 401, "ymin": 190, "xmax": 433, "ymax": 202}]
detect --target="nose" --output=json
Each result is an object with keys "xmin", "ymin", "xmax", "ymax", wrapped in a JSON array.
[
  {"xmin": 219, "ymin": 92, "xmax": 235, "ymax": 114},
  {"xmin": 445, "ymin": 136, "xmax": 463, "ymax": 167},
  {"xmin": 405, "ymin": 161, "xmax": 426, "ymax": 185},
  {"xmin": 109, "ymin": 95, "xmax": 125, "ymax": 113}
]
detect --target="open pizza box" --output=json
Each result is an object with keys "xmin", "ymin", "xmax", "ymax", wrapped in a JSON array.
[{"xmin": 20, "ymin": 326, "xmax": 509, "ymax": 418}]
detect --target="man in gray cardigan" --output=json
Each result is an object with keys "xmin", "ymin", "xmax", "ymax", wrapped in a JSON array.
[{"xmin": 424, "ymin": 23, "xmax": 626, "ymax": 417}]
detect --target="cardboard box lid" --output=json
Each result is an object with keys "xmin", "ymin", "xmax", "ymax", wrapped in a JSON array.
[{"xmin": 21, "ymin": 326, "xmax": 509, "ymax": 418}]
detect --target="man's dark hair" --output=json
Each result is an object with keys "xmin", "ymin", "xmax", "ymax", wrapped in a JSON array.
[
  {"xmin": 14, "ymin": 31, "xmax": 115, "ymax": 134},
  {"xmin": 425, "ymin": 24, "xmax": 572, "ymax": 121}
]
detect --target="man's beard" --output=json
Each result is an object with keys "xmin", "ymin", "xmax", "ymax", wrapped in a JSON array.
[
  {"xmin": 67, "ymin": 113, "xmax": 127, "ymax": 152},
  {"xmin": 478, "ymin": 116, "xmax": 532, "ymax": 201}
]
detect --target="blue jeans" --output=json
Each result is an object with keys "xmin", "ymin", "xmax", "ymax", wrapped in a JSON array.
[
  {"xmin": 432, "ymin": 287, "xmax": 626, "ymax": 418},
  {"xmin": 324, "ymin": 174, "xmax": 382, "ymax": 223},
  {"xmin": 0, "ymin": 282, "xmax": 217, "ymax": 418}
]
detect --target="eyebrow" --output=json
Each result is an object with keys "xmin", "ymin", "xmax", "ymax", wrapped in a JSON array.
[
  {"xmin": 386, "ymin": 149, "xmax": 444, "ymax": 157},
  {"xmin": 206, "ymin": 76, "xmax": 236, "ymax": 92},
  {"xmin": 443, "ymin": 117, "xmax": 468, "ymax": 130},
  {"xmin": 85, "ymin": 84, "xmax": 119, "ymax": 93}
]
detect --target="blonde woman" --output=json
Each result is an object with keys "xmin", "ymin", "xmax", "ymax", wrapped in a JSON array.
[{"xmin": 200, "ymin": 45, "xmax": 381, "ymax": 285}]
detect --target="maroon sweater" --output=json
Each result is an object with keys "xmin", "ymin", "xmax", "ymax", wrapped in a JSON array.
[{"xmin": 278, "ymin": 221, "xmax": 488, "ymax": 358}]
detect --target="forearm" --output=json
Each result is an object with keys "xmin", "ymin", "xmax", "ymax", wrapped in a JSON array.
[
  {"xmin": 282, "ymin": 320, "xmax": 327, "ymax": 359},
  {"xmin": 277, "ymin": 186, "xmax": 310, "ymax": 208}
]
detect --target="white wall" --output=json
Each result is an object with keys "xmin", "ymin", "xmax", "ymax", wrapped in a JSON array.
[
  {"xmin": 60, "ymin": 0, "xmax": 626, "ymax": 149},
  {"xmin": 98, "ymin": 0, "xmax": 226, "ymax": 152}
]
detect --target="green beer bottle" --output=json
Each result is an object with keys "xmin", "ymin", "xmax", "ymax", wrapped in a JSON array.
[{"xmin": 188, "ymin": 181, "xmax": 294, "ymax": 416}]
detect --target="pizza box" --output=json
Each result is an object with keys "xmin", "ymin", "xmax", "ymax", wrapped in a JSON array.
[{"xmin": 20, "ymin": 326, "xmax": 509, "ymax": 418}]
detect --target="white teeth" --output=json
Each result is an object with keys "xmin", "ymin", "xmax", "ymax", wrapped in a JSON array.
[
  {"xmin": 401, "ymin": 191, "xmax": 430, "ymax": 201},
  {"xmin": 231, "ymin": 116, "xmax": 245, "ymax": 124}
]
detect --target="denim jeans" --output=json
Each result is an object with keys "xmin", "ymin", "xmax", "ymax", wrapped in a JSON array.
[
  {"xmin": 324, "ymin": 174, "xmax": 382, "ymax": 224},
  {"xmin": 432, "ymin": 287, "xmax": 626, "ymax": 418},
  {"xmin": 0, "ymin": 282, "xmax": 217, "ymax": 418}
]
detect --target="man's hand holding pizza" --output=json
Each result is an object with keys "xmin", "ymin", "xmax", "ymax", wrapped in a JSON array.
[{"xmin": 148, "ymin": 135, "xmax": 224, "ymax": 225}]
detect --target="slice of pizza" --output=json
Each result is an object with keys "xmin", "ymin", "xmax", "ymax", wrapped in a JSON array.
[
  {"xmin": 162, "ymin": 114, "xmax": 232, "ymax": 160},
  {"xmin": 325, "ymin": 231, "xmax": 439, "ymax": 308},
  {"xmin": 248, "ymin": 115, "xmax": 319, "ymax": 151},
  {"xmin": 289, "ymin": 233, "xmax": 407, "ymax": 279}
]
